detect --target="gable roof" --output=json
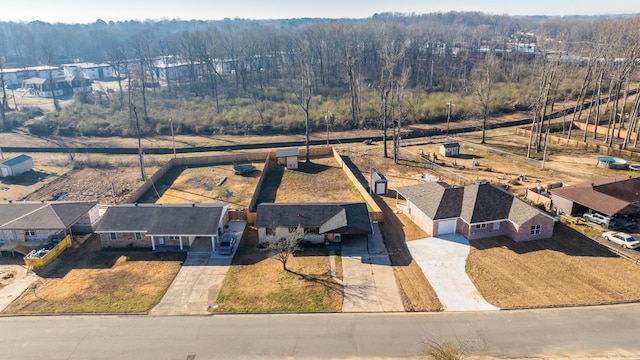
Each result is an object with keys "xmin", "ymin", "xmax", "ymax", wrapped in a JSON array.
[
  {"xmin": 397, "ymin": 182, "xmax": 550, "ymax": 225},
  {"xmin": 275, "ymin": 147, "xmax": 300, "ymax": 157},
  {"xmin": 441, "ymin": 142, "xmax": 460, "ymax": 149},
  {"xmin": 0, "ymin": 201, "xmax": 97, "ymax": 230},
  {"xmin": 255, "ymin": 203, "xmax": 373, "ymax": 234},
  {"xmin": 1, "ymin": 154, "xmax": 32, "ymax": 168},
  {"xmin": 371, "ymin": 171, "xmax": 387, "ymax": 183},
  {"xmin": 95, "ymin": 203, "xmax": 228, "ymax": 236},
  {"xmin": 550, "ymin": 176, "xmax": 640, "ymax": 216}
]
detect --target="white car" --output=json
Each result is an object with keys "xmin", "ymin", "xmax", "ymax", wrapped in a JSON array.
[{"xmin": 603, "ymin": 232, "xmax": 640, "ymax": 250}]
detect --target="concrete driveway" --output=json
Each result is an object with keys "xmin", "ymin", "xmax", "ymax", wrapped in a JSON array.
[
  {"xmin": 149, "ymin": 220, "xmax": 245, "ymax": 316},
  {"xmin": 0, "ymin": 265, "xmax": 39, "ymax": 312},
  {"xmin": 406, "ymin": 234, "xmax": 498, "ymax": 311},
  {"xmin": 341, "ymin": 224, "xmax": 404, "ymax": 312}
]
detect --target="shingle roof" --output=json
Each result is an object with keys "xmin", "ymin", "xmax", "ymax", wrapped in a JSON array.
[
  {"xmin": 0, "ymin": 201, "xmax": 97, "ymax": 230},
  {"xmin": 550, "ymin": 176, "xmax": 640, "ymax": 216},
  {"xmin": 255, "ymin": 203, "xmax": 373, "ymax": 234},
  {"xmin": 95, "ymin": 203, "xmax": 228, "ymax": 236},
  {"xmin": 441, "ymin": 142, "xmax": 460, "ymax": 149},
  {"xmin": 397, "ymin": 182, "xmax": 550, "ymax": 225},
  {"xmin": 1, "ymin": 154, "xmax": 32, "ymax": 167}
]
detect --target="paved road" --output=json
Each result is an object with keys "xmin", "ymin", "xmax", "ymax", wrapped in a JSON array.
[{"xmin": 1, "ymin": 304, "xmax": 640, "ymax": 359}]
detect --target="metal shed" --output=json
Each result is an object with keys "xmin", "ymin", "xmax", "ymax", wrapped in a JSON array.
[
  {"xmin": 275, "ymin": 147, "xmax": 300, "ymax": 169},
  {"xmin": 370, "ymin": 170, "xmax": 388, "ymax": 195},
  {"xmin": 0, "ymin": 154, "xmax": 33, "ymax": 177},
  {"xmin": 439, "ymin": 143, "xmax": 460, "ymax": 157}
]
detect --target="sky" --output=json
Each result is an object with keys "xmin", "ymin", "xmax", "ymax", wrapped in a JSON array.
[{"xmin": 0, "ymin": 0, "xmax": 637, "ymax": 23}]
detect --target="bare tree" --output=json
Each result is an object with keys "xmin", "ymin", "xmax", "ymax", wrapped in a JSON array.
[
  {"xmin": 266, "ymin": 226, "xmax": 304, "ymax": 272},
  {"xmin": 0, "ymin": 32, "xmax": 9, "ymax": 131},
  {"xmin": 472, "ymin": 52, "xmax": 498, "ymax": 144},
  {"xmin": 39, "ymin": 43, "xmax": 61, "ymax": 112},
  {"xmin": 292, "ymin": 38, "xmax": 314, "ymax": 163}
]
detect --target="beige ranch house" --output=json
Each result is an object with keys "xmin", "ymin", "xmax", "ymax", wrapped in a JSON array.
[{"xmin": 95, "ymin": 203, "xmax": 229, "ymax": 251}]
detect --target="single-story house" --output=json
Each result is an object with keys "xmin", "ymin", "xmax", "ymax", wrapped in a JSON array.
[
  {"xmin": 549, "ymin": 176, "xmax": 640, "ymax": 217},
  {"xmin": 275, "ymin": 147, "xmax": 300, "ymax": 169},
  {"xmin": 22, "ymin": 76, "xmax": 91, "ymax": 98},
  {"xmin": 0, "ymin": 201, "xmax": 99, "ymax": 243},
  {"xmin": 95, "ymin": 203, "xmax": 229, "ymax": 251},
  {"xmin": 396, "ymin": 182, "xmax": 555, "ymax": 241},
  {"xmin": 439, "ymin": 142, "xmax": 460, "ymax": 157},
  {"xmin": 255, "ymin": 202, "xmax": 373, "ymax": 243},
  {"xmin": 0, "ymin": 154, "xmax": 33, "ymax": 177},
  {"xmin": 370, "ymin": 170, "xmax": 388, "ymax": 195}
]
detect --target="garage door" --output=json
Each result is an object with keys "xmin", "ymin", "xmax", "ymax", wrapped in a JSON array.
[{"xmin": 437, "ymin": 220, "xmax": 457, "ymax": 235}]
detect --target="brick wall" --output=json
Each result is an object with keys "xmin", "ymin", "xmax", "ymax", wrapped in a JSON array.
[{"xmin": 99, "ymin": 232, "xmax": 151, "ymax": 249}]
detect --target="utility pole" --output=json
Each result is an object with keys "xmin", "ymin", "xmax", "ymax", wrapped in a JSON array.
[
  {"xmin": 169, "ymin": 118, "xmax": 176, "ymax": 158},
  {"xmin": 446, "ymin": 102, "xmax": 455, "ymax": 136}
]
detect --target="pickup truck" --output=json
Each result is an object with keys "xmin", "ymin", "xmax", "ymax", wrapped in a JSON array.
[{"xmin": 582, "ymin": 212, "xmax": 616, "ymax": 228}]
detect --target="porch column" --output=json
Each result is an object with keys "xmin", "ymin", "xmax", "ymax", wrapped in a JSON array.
[
  {"xmin": 150, "ymin": 236, "xmax": 156, "ymax": 250},
  {"xmin": 211, "ymin": 235, "xmax": 216, "ymax": 251},
  {"xmin": 179, "ymin": 237, "xmax": 183, "ymax": 250}
]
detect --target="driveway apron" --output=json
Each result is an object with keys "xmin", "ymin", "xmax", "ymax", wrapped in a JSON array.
[{"xmin": 407, "ymin": 234, "xmax": 498, "ymax": 311}]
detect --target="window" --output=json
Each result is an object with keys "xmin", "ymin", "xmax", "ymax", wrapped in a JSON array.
[
  {"xmin": 135, "ymin": 232, "xmax": 142, "ymax": 240},
  {"xmin": 25, "ymin": 230, "xmax": 36, "ymax": 237},
  {"xmin": 475, "ymin": 224, "xmax": 486, "ymax": 229},
  {"xmin": 168, "ymin": 236, "xmax": 180, "ymax": 241},
  {"xmin": 530, "ymin": 224, "xmax": 541, "ymax": 235},
  {"xmin": 288, "ymin": 226, "xmax": 298, "ymax": 233},
  {"xmin": 266, "ymin": 227, "xmax": 275, "ymax": 236},
  {"xmin": 110, "ymin": 232, "xmax": 117, "ymax": 240},
  {"xmin": 305, "ymin": 227, "xmax": 319, "ymax": 235}
]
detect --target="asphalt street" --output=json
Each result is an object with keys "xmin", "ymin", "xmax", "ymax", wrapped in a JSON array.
[{"xmin": 1, "ymin": 304, "xmax": 639, "ymax": 359}]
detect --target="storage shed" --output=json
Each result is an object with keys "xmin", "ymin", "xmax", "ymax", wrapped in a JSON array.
[
  {"xmin": 439, "ymin": 142, "xmax": 460, "ymax": 157},
  {"xmin": 276, "ymin": 147, "xmax": 300, "ymax": 169},
  {"xmin": 0, "ymin": 154, "xmax": 33, "ymax": 177},
  {"xmin": 370, "ymin": 170, "xmax": 388, "ymax": 195}
]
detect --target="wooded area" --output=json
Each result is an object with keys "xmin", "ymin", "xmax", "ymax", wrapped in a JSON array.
[{"xmin": 1, "ymin": 12, "xmax": 639, "ymax": 157}]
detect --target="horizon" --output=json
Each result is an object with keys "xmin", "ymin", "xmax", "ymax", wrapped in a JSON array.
[{"xmin": 0, "ymin": 0, "xmax": 638, "ymax": 24}]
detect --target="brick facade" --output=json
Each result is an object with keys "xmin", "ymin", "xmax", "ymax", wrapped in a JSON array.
[{"xmin": 99, "ymin": 232, "xmax": 151, "ymax": 249}]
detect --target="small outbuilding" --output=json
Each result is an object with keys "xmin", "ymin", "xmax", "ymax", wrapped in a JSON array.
[
  {"xmin": 0, "ymin": 154, "xmax": 33, "ymax": 177},
  {"xmin": 439, "ymin": 143, "xmax": 460, "ymax": 157},
  {"xmin": 370, "ymin": 170, "xmax": 388, "ymax": 195},
  {"xmin": 275, "ymin": 147, "xmax": 300, "ymax": 169}
]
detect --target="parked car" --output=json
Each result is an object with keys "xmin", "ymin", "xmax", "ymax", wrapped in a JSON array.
[
  {"xmin": 583, "ymin": 212, "xmax": 616, "ymax": 228},
  {"xmin": 218, "ymin": 233, "xmax": 237, "ymax": 255},
  {"xmin": 602, "ymin": 231, "xmax": 640, "ymax": 249}
]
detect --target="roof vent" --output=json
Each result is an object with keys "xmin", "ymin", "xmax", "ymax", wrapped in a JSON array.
[
  {"xmin": 8, "ymin": 200, "xmax": 12, "ymax": 204},
  {"xmin": 192, "ymin": 203, "xmax": 196, "ymax": 207}
]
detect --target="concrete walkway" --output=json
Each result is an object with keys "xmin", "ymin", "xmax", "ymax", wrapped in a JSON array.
[
  {"xmin": 149, "ymin": 220, "xmax": 246, "ymax": 316},
  {"xmin": 0, "ymin": 265, "xmax": 39, "ymax": 312},
  {"xmin": 341, "ymin": 223, "xmax": 404, "ymax": 312},
  {"xmin": 406, "ymin": 234, "xmax": 498, "ymax": 311}
]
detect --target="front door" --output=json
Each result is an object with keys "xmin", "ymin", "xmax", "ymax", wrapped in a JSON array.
[{"xmin": 158, "ymin": 236, "xmax": 165, "ymax": 245}]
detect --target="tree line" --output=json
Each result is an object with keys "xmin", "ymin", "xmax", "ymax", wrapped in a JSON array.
[{"xmin": 0, "ymin": 12, "xmax": 639, "ymax": 159}]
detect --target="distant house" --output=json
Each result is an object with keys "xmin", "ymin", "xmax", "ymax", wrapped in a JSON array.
[
  {"xmin": 275, "ymin": 147, "xmax": 300, "ymax": 169},
  {"xmin": 95, "ymin": 203, "xmax": 230, "ymax": 251},
  {"xmin": 22, "ymin": 76, "xmax": 91, "ymax": 98},
  {"xmin": 550, "ymin": 176, "xmax": 640, "ymax": 217},
  {"xmin": 0, "ymin": 154, "xmax": 33, "ymax": 177},
  {"xmin": 439, "ymin": 143, "xmax": 460, "ymax": 157},
  {"xmin": 396, "ymin": 182, "xmax": 555, "ymax": 241},
  {"xmin": 255, "ymin": 203, "xmax": 373, "ymax": 244},
  {"xmin": 370, "ymin": 170, "xmax": 388, "ymax": 195},
  {"xmin": 63, "ymin": 63, "xmax": 114, "ymax": 80},
  {"xmin": 0, "ymin": 201, "xmax": 99, "ymax": 243}
]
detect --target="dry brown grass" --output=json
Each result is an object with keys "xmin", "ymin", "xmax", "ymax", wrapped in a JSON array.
[
  {"xmin": 153, "ymin": 163, "xmax": 264, "ymax": 208},
  {"xmin": 214, "ymin": 226, "xmax": 343, "ymax": 312},
  {"xmin": 467, "ymin": 224, "xmax": 640, "ymax": 309},
  {"xmin": 4, "ymin": 235, "xmax": 185, "ymax": 313}
]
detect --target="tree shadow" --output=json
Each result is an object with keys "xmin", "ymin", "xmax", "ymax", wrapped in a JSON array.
[
  {"xmin": 285, "ymin": 268, "xmax": 343, "ymax": 295},
  {"xmin": 291, "ymin": 161, "xmax": 331, "ymax": 175}
]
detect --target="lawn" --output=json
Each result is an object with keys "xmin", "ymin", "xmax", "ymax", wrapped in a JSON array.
[
  {"xmin": 3, "ymin": 235, "xmax": 185, "ymax": 314},
  {"xmin": 467, "ymin": 224, "xmax": 640, "ymax": 309},
  {"xmin": 213, "ymin": 226, "xmax": 343, "ymax": 312}
]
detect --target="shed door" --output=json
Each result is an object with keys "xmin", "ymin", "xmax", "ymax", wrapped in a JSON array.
[{"xmin": 438, "ymin": 220, "xmax": 456, "ymax": 235}]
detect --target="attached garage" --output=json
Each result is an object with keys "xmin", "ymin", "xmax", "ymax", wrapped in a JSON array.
[{"xmin": 437, "ymin": 220, "xmax": 457, "ymax": 235}]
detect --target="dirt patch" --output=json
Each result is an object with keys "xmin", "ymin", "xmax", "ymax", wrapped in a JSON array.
[
  {"xmin": 214, "ymin": 226, "xmax": 342, "ymax": 312},
  {"xmin": 467, "ymin": 224, "xmax": 640, "ymax": 309},
  {"xmin": 149, "ymin": 163, "xmax": 263, "ymax": 209},
  {"xmin": 24, "ymin": 165, "xmax": 158, "ymax": 204},
  {"xmin": 3, "ymin": 234, "xmax": 185, "ymax": 313},
  {"xmin": 257, "ymin": 156, "xmax": 364, "ymax": 204}
]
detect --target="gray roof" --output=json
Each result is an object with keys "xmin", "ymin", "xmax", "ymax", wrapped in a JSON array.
[
  {"xmin": 95, "ymin": 203, "xmax": 228, "ymax": 236},
  {"xmin": 441, "ymin": 142, "xmax": 460, "ymax": 149},
  {"xmin": 255, "ymin": 203, "xmax": 373, "ymax": 234},
  {"xmin": 275, "ymin": 147, "xmax": 300, "ymax": 157},
  {"xmin": 397, "ymin": 182, "xmax": 549, "ymax": 225},
  {"xmin": 371, "ymin": 171, "xmax": 387, "ymax": 183},
  {"xmin": 1, "ymin": 154, "xmax": 32, "ymax": 167},
  {"xmin": 0, "ymin": 201, "xmax": 97, "ymax": 230}
]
